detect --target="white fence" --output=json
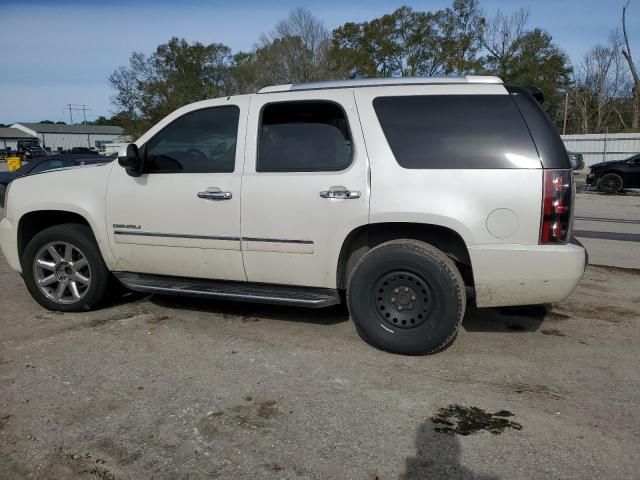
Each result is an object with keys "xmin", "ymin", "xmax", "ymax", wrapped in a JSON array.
[{"xmin": 561, "ymin": 133, "xmax": 640, "ymax": 167}]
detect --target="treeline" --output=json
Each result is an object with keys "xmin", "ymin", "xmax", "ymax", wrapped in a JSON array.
[{"xmin": 109, "ymin": 0, "xmax": 639, "ymax": 138}]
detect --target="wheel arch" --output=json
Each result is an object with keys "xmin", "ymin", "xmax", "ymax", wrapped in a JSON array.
[
  {"xmin": 336, "ymin": 222, "xmax": 474, "ymax": 289},
  {"xmin": 17, "ymin": 210, "xmax": 101, "ymax": 263}
]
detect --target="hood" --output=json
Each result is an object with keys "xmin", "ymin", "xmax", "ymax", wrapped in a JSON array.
[
  {"xmin": 590, "ymin": 159, "xmax": 627, "ymax": 169},
  {"xmin": 24, "ymin": 161, "xmax": 109, "ymax": 179},
  {"xmin": 0, "ymin": 171, "xmax": 18, "ymax": 183}
]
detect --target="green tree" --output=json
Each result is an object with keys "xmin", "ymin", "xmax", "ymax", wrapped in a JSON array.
[
  {"xmin": 329, "ymin": 2, "xmax": 483, "ymax": 78},
  {"xmin": 481, "ymin": 9, "xmax": 572, "ymax": 124},
  {"xmin": 109, "ymin": 37, "xmax": 234, "ymax": 137}
]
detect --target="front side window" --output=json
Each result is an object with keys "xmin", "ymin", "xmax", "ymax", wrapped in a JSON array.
[
  {"xmin": 257, "ymin": 101, "xmax": 353, "ymax": 172},
  {"xmin": 145, "ymin": 106, "xmax": 240, "ymax": 173}
]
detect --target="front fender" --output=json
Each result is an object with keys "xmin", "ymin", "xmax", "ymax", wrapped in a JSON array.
[{"xmin": 8, "ymin": 163, "xmax": 117, "ymax": 270}]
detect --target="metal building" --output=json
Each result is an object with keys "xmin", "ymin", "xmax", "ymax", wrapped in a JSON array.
[
  {"xmin": 0, "ymin": 127, "xmax": 37, "ymax": 151},
  {"xmin": 10, "ymin": 123, "xmax": 129, "ymax": 152},
  {"xmin": 561, "ymin": 133, "xmax": 640, "ymax": 167}
]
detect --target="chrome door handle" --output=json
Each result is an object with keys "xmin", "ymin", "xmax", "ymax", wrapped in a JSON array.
[
  {"xmin": 197, "ymin": 191, "xmax": 232, "ymax": 200},
  {"xmin": 320, "ymin": 190, "xmax": 361, "ymax": 199}
]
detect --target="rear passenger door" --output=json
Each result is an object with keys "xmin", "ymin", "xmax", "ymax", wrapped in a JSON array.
[{"xmin": 241, "ymin": 90, "xmax": 370, "ymax": 288}]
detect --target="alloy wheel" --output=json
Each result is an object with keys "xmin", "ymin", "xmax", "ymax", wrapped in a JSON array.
[{"xmin": 33, "ymin": 241, "xmax": 91, "ymax": 304}]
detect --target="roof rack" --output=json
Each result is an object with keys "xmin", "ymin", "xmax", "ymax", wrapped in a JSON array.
[{"xmin": 258, "ymin": 75, "xmax": 503, "ymax": 94}]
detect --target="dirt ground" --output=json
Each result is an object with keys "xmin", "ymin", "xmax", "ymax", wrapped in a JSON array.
[{"xmin": 1, "ymin": 249, "xmax": 639, "ymax": 479}]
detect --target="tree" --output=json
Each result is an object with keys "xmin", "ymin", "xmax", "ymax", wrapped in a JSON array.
[
  {"xmin": 244, "ymin": 8, "xmax": 332, "ymax": 88},
  {"xmin": 329, "ymin": 2, "xmax": 484, "ymax": 79},
  {"xmin": 38, "ymin": 120, "xmax": 55, "ymax": 124},
  {"xmin": 331, "ymin": 6, "xmax": 450, "ymax": 78},
  {"xmin": 621, "ymin": 0, "xmax": 640, "ymax": 129},
  {"xmin": 438, "ymin": 0, "xmax": 484, "ymax": 75},
  {"xmin": 481, "ymin": 9, "xmax": 572, "ymax": 124},
  {"xmin": 109, "ymin": 37, "xmax": 234, "ymax": 137},
  {"xmin": 480, "ymin": 9, "xmax": 529, "ymax": 79},
  {"xmin": 569, "ymin": 32, "xmax": 631, "ymax": 133}
]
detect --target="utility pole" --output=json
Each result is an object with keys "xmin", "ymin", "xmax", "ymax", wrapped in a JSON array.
[
  {"xmin": 65, "ymin": 104, "xmax": 74, "ymax": 124},
  {"xmin": 62, "ymin": 104, "xmax": 92, "ymax": 124},
  {"xmin": 562, "ymin": 92, "xmax": 569, "ymax": 136}
]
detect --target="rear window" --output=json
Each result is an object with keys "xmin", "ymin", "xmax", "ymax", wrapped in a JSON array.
[{"xmin": 373, "ymin": 95, "xmax": 541, "ymax": 169}]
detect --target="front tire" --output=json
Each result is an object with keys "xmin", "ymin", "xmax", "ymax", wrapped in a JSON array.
[
  {"xmin": 22, "ymin": 223, "xmax": 111, "ymax": 312},
  {"xmin": 598, "ymin": 173, "xmax": 624, "ymax": 193},
  {"xmin": 346, "ymin": 240, "xmax": 466, "ymax": 355}
]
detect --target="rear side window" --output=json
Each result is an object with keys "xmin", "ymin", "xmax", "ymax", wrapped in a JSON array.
[
  {"xmin": 258, "ymin": 101, "xmax": 353, "ymax": 172},
  {"xmin": 373, "ymin": 95, "xmax": 540, "ymax": 169}
]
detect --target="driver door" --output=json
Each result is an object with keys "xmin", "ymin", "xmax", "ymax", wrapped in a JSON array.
[{"xmin": 105, "ymin": 98, "xmax": 248, "ymax": 281}]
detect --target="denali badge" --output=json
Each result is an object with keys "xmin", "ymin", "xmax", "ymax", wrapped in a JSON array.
[{"xmin": 113, "ymin": 224, "xmax": 142, "ymax": 229}]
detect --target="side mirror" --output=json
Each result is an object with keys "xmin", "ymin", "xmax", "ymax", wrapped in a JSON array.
[{"xmin": 118, "ymin": 144, "xmax": 143, "ymax": 177}]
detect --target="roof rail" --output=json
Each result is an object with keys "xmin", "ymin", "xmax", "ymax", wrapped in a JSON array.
[{"xmin": 257, "ymin": 75, "xmax": 503, "ymax": 94}]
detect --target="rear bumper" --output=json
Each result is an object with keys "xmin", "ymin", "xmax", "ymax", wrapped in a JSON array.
[
  {"xmin": 469, "ymin": 242, "xmax": 586, "ymax": 308},
  {"xmin": 0, "ymin": 217, "xmax": 21, "ymax": 273}
]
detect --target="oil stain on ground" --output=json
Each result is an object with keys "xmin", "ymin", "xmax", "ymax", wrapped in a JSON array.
[{"xmin": 431, "ymin": 405, "xmax": 522, "ymax": 435}]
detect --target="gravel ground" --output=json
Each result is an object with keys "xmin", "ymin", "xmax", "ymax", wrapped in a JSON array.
[{"xmin": 1, "ymin": 249, "xmax": 639, "ymax": 479}]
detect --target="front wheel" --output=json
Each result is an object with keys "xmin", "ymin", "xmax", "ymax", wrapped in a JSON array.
[
  {"xmin": 22, "ymin": 223, "xmax": 111, "ymax": 312},
  {"xmin": 346, "ymin": 240, "xmax": 466, "ymax": 355},
  {"xmin": 598, "ymin": 173, "xmax": 624, "ymax": 193}
]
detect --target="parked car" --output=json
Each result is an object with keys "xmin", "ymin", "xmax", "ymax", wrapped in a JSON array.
[
  {"xmin": 586, "ymin": 153, "xmax": 640, "ymax": 193},
  {"xmin": 0, "ymin": 155, "xmax": 109, "ymax": 208},
  {"xmin": 568, "ymin": 151, "xmax": 585, "ymax": 171},
  {"xmin": 16, "ymin": 139, "xmax": 46, "ymax": 161},
  {"xmin": 63, "ymin": 147, "xmax": 101, "ymax": 155},
  {"xmin": 0, "ymin": 76, "xmax": 586, "ymax": 355}
]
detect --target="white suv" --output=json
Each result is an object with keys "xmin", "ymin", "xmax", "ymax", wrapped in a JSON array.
[{"xmin": 0, "ymin": 76, "xmax": 586, "ymax": 354}]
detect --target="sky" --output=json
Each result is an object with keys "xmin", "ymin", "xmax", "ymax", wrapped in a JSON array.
[{"xmin": 0, "ymin": 0, "xmax": 638, "ymax": 124}]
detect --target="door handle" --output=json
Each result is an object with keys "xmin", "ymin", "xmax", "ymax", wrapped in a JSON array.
[
  {"xmin": 320, "ymin": 190, "xmax": 361, "ymax": 199},
  {"xmin": 197, "ymin": 191, "xmax": 232, "ymax": 200}
]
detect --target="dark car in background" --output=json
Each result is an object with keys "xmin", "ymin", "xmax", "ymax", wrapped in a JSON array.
[
  {"xmin": 586, "ymin": 153, "xmax": 640, "ymax": 193},
  {"xmin": 16, "ymin": 139, "xmax": 47, "ymax": 161},
  {"xmin": 568, "ymin": 151, "xmax": 585, "ymax": 171},
  {"xmin": 0, "ymin": 155, "xmax": 110, "ymax": 208}
]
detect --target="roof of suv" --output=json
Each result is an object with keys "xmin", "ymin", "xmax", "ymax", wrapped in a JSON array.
[{"xmin": 258, "ymin": 75, "xmax": 503, "ymax": 93}]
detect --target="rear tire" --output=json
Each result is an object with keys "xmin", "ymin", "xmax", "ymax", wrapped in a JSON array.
[
  {"xmin": 598, "ymin": 173, "xmax": 623, "ymax": 193},
  {"xmin": 346, "ymin": 240, "xmax": 466, "ymax": 355},
  {"xmin": 22, "ymin": 223, "xmax": 111, "ymax": 312}
]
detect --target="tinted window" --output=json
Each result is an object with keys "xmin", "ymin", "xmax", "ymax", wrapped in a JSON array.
[
  {"xmin": 373, "ymin": 95, "xmax": 540, "ymax": 169},
  {"xmin": 29, "ymin": 159, "xmax": 73, "ymax": 173},
  {"xmin": 145, "ymin": 106, "xmax": 240, "ymax": 173},
  {"xmin": 258, "ymin": 101, "xmax": 352, "ymax": 172}
]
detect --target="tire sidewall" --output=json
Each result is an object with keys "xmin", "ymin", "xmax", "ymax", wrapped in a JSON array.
[
  {"xmin": 347, "ymin": 242, "xmax": 465, "ymax": 355},
  {"xmin": 22, "ymin": 224, "xmax": 110, "ymax": 311},
  {"xmin": 599, "ymin": 173, "xmax": 623, "ymax": 193}
]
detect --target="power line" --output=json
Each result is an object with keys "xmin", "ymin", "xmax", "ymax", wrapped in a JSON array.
[{"xmin": 62, "ymin": 104, "xmax": 92, "ymax": 124}]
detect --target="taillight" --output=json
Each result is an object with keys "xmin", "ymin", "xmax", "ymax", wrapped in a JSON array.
[{"xmin": 540, "ymin": 169, "xmax": 573, "ymax": 244}]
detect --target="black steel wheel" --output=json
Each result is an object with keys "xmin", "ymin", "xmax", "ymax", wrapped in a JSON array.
[
  {"xmin": 373, "ymin": 270, "xmax": 433, "ymax": 329},
  {"xmin": 347, "ymin": 240, "xmax": 466, "ymax": 355},
  {"xmin": 598, "ymin": 173, "xmax": 623, "ymax": 194}
]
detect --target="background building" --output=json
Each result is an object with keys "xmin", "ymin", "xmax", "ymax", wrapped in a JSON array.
[
  {"xmin": 10, "ymin": 123, "xmax": 129, "ymax": 152},
  {"xmin": 0, "ymin": 127, "xmax": 37, "ymax": 151}
]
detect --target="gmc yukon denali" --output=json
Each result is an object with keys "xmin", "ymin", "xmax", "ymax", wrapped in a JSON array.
[{"xmin": 0, "ymin": 76, "xmax": 587, "ymax": 354}]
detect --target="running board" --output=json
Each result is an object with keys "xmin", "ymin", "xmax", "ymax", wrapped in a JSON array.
[{"xmin": 114, "ymin": 272, "xmax": 341, "ymax": 308}]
